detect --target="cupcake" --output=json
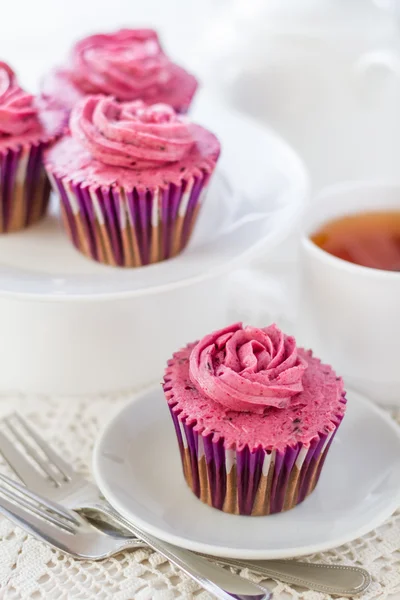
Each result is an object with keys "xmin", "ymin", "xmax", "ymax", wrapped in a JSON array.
[
  {"xmin": 163, "ymin": 322, "xmax": 347, "ymax": 516},
  {"xmin": 41, "ymin": 29, "xmax": 198, "ymax": 114},
  {"xmin": 45, "ymin": 95, "xmax": 220, "ymax": 267},
  {"xmin": 0, "ymin": 62, "xmax": 65, "ymax": 233}
]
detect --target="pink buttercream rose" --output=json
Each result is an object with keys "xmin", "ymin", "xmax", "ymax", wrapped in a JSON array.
[
  {"xmin": 190, "ymin": 322, "xmax": 308, "ymax": 413},
  {"xmin": 70, "ymin": 95, "xmax": 194, "ymax": 168},
  {"xmin": 0, "ymin": 62, "xmax": 40, "ymax": 136},
  {"xmin": 68, "ymin": 29, "xmax": 173, "ymax": 100}
]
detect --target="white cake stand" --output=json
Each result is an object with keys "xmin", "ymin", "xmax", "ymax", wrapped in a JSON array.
[{"xmin": 0, "ymin": 91, "xmax": 308, "ymax": 395}]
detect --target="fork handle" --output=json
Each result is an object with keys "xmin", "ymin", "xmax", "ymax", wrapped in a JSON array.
[
  {"xmin": 88, "ymin": 503, "xmax": 269, "ymax": 600},
  {"xmin": 87, "ymin": 502, "xmax": 370, "ymax": 597},
  {"xmin": 210, "ymin": 557, "xmax": 371, "ymax": 597}
]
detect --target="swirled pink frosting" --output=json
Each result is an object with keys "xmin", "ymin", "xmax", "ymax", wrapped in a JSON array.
[
  {"xmin": 68, "ymin": 29, "xmax": 173, "ymax": 100},
  {"xmin": 70, "ymin": 95, "xmax": 195, "ymax": 168},
  {"xmin": 0, "ymin": 62, "xmax": 40, "ymax": 136},
  {"xmin": 41, "ymin": 29, "xmax": 198, "ymax": 113},
  {"xmin": 189, "ymin": 323, "xmax": 308, "ymax": 413}
]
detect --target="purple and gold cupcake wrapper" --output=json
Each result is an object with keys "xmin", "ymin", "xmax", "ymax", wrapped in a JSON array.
[
  {"xmin": 0, "ymin": 144, "xmax": 50, "ymax": 233},
  {"xmin": 47, "ymin": 171, "xmax": 212, "ymax": 267},
  {"xmin": 169, "ymin": 407, "xmax": 344, "ymax": 516}
]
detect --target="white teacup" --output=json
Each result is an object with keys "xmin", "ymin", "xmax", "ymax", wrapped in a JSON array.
[{"xmin": 298, "ymin": 181, "xmax": 400, "ymax": 407}]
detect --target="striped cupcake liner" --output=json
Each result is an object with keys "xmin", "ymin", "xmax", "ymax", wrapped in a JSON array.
[
  {"xmin": 0, "ymin": 143, "xmax": 51, "ymax": 233},
  {"xmin": 168, "ymin": 405, "xmax": 345, "ymax": 516},
  {"xmin": 47, "ymin": 171, "xmax": 212, "ymax": 267}
]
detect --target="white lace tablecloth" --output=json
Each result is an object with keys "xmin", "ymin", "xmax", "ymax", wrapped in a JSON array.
[{"xmin": 0, "ymin": 390, "xmax": 399, "ymax": 600}]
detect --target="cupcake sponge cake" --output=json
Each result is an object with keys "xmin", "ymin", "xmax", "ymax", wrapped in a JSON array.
[
  {"xmin": 45, "ymin": 96, "xmax": 220, "ymax": 267},
  {"xmin": 0, "ymin": 61, "xmax": 65, "ymax": 232},
  {"xmin": 163, "ymin": 322, "xmax": 346, "ymax": 516}
]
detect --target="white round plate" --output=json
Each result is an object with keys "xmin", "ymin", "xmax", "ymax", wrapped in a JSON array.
[
  {"xmin": 0, "ymin": 91, "xmax": 308, "ymax": 300},
  {"xmin": 93, "ymin": 387, "xmax": 400, "ymax": 559}
]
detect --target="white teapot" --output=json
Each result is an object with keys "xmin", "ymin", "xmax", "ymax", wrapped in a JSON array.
[{"xmin": 193, "ymin": 0, "xmax": 400, "ymax": 188}]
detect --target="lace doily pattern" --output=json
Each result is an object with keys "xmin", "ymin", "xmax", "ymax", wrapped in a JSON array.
[{"xmin": 0, "ymin": 393, "xmax": 399, "ymax": 600}]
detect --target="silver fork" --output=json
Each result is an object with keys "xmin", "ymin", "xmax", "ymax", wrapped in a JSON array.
[
  {"xmin": 0, "ymin": 473, "xmax": 371, "ymax": 598},
  {"xmin": 0, "ymin": 413, "xmax": 371, "ymax": 597},
  {"xmin": 0, "ymin": 476, "xmax": 270, "ymax": 600}
]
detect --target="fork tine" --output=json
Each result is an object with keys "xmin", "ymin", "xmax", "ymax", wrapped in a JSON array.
[
  {"xmin": 0, "ymin": 473, "xmax": 82, "ymax": 527},
  {"xmin": 0, "ymin": 429, "xmax": 52, "ymax": 490},
  {"xmin": 3, "ymin": 416, "xmax": 61, "ymax": 483},
  {"xmin": 5, "ymin": 414, "xmax": 73, "ymax": 482},
  {"xmin": 0, "ymin": 482, "xmax": 76, "ymax": 534}
]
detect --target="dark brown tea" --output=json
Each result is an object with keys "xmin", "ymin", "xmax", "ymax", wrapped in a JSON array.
[{"xmin": 311, "ymin": 211, "xmax": 400, "ymax": 271}]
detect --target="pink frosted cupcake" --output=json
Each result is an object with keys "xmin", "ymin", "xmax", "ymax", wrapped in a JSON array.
[
  {"xmin": 0, "ymin": 62, "xmax": 65, "ymax": 233},
  {"xmin": 41, "ymin": 29, "xmax": 198, "ymax": 114},
  {"xmin": 163, "ymin": 323, "xmax": 347, "ymax": 516},
  {"xmin": 45, "ymin": 95, "xmax": 220, "ymax": 267}
]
